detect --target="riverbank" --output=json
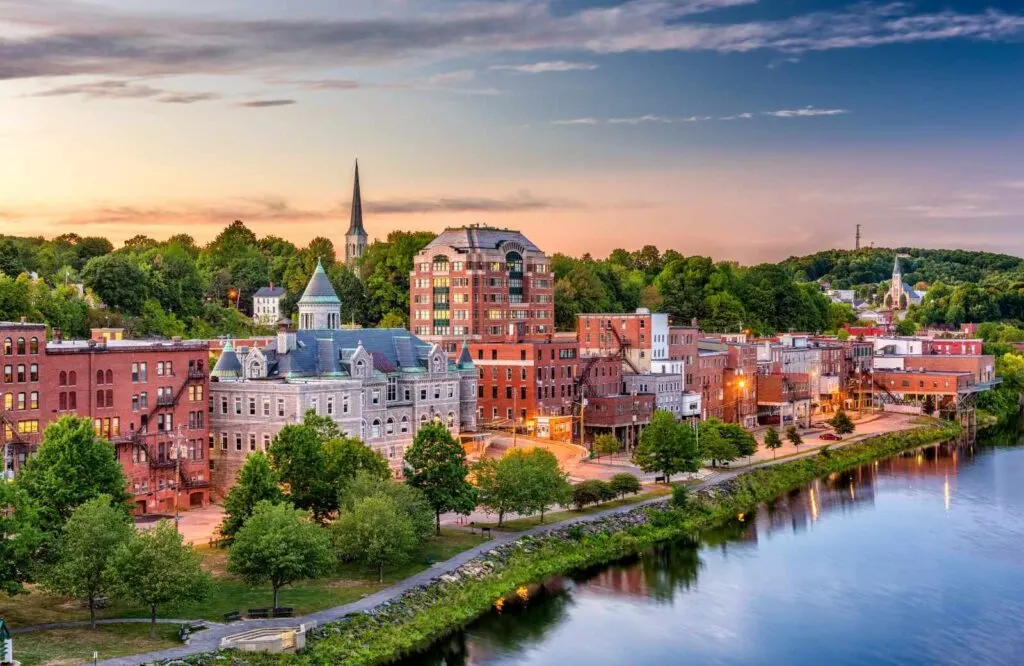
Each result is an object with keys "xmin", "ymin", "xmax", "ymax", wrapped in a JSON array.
[{"xmin": 158, "ymin": 418, "xmax": 961, "ymax": 666}]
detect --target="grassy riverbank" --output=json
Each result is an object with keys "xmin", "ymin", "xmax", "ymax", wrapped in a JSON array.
[{"xmin": 189, "ymin": 418, "xmax": 961, "ymax": 666}]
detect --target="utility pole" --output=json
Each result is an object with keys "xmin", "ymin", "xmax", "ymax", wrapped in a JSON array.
[
  {"xmin": 579, "ymin": 399, "xmax": 586, "ymax": 451},
  {"xmin": 855, "ymin": 224, "xmax": 861, "ymax": 251},
  {"xmin": 170, "ymin": 426, "xmax": 187, "ymax": 532}
]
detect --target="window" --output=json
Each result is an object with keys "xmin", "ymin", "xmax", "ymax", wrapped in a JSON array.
[
  {"xmin": 342, "ymin": 394, "xmax": 350, "ymax": 414},
  {"xmin": 447, "ymin": 412, "xmax": 455, "ymax": 428},
  {"xmin": 310, "ymin": 397, "xmax": 318, "ymax": 414},
  {"xmin": 371, "ymin": 389, "xmax": 380, "ymax": 405},
  {"xmin": 2, "ymin": 338, "xmax": 9, "ymax": 355},
  {"xmin": 96, "ymin": 389, "xmax": 105, "ymax": 408},
  {"xmin": 447, "ymin": 384, "xmax": 455, "ymax": 399},
  {"xmin": 221, "ymin": 432, "xmax": 228, "ymax": 450},
  {"xmin": 327, "ymin": 396, "xmax": 334, "ymax": 415},
  {"xmin": 420, "ymin": 388, "xmax": 427, "ymax": 400},
  {"xmin": 234, "ymin": 397, "xmax": 242, "ymax": 415},
  {"xmin": 58, "ymin": 392, "xmax": 67, "ymax": 410},
  {"xmin": 157, "ymin": 362, "xmax": 164, "ymax": 376},
  {"xmin": 16, "ymin": 365, "xmax": 24, "ymax": 383},
  {"xmin": 248, "ymin": 397, "xmax": 256, "ymax": 415},
  {"xmin": 105, "ymin": 369, "xmax": 113, "ymax": 384},
  {"xmin": 387, "ymin": 377, "xmax": 397, "ymax": 402},
  {"xmin": 371, "ymin": 419, "xmax": 381, "ymax": 439},
  {"xmin": 69, "ymin": 392, "xmax": 77, "ymax": 409},
  {"xmin": 132, "ymin": 363, "xmax": 139, "ymax": 382},
  {"xmin": 433, "ymin": 385, "xmax": 441, "ymax": 400},
  {"xmin": 277, "ymin": 398, "xmax": 285, "ymax": 417},
  {"xmin": 220, "ymin": 396, "xmax": 228, "ymax": 414},
  {"xmin": 263, "ymin": 399, "xmax": 270, "ymax": 417},
  {"xmin": 139, "ymin": 362, "xmax": 147, "ymax": 382},
  {"xmin": 29, "ymin": 337, "xmax": 38, "ymax": 354},
  {"xmin": 400, "ymin": 416, "xmax": 409, "ymax": 433},
  {"xmin": 262, "ymin": 434, "xmax": 271, "ymax": 450},
  {"xmin": 29, "ymin": 364, "xmax": 37, "ymax": 382},
  {"xmin": 235, "ymin": 433, "xmax": 242, "ymax": 451},
  {"xmin": 16, "ymin": 338, "xmax": 25, "ymax": 355},
  {"xmin": 386, "ymin": 418, "xmax": 395, "ymax": 435},
  {"xmin": 249, "ymin": 433, "xmax": 257, "ymax": 452},
  {"xmin": 2, "ymin": 365, "xmax": 9, "ymax": 383}
]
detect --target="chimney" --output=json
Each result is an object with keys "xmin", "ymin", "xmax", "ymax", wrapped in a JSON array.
[
  {"xmin": 277, "ymin": 319, "xmax": 295, "ymax": 354},
  {"xmin": 19, "ymin": 316, "xmax": 27, "ymax": 324},
  {"xmin": 269, "ymin": 281, "xmax": 274, "ymax": 290},
  {"xmin": 53, "ymin": 328, "xmax": 62, "ymax": 343}
]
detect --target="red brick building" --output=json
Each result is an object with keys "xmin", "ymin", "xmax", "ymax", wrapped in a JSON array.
[
  {"xmin": 927, "ymin": 339, "xmax": 983, "ymax": 355},
  {"xmin": 577, "ymin": 310, "xmax": 671, "ymax": 372},
  {"xmin": 1, "ymin": 322, "xmax": 211, "ymax": 514},
  {"xmin": 469, "ymin": 334, "xmax": 578, "ymax": 428},
  {"xmin": 696, "ymin": 349, "xmax": 727, "ymax": 420},
  {"xmin": 669, "ymin": 325, "xmax": 699, "ymax": 391},
  {"xmin": 756, "ymin": 373, "xmax": 812, "ymax": 426},
  {"xmin": 411, "ymin": 226, "xmax": 554, "ymax": 352}
]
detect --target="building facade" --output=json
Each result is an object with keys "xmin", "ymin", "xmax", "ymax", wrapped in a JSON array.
[
  {"xmin": 577, "ymin": 309, "xmax": 670, "ymax": 372},
  {"xmin": 410, "ymin": 226, "xmax": 554, "ymax": 351},
  {"xmin": 209, "ymin": 268, "xmax": 478, "ymax": 494},
  {"xmin": 252, "ymin": 285, "xmax": 285, "ymax": 326}
]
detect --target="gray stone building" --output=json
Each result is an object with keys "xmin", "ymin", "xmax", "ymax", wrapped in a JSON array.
[{"xmin": 209, "ymin": 267, "xmax": 477, "ymax": 496}]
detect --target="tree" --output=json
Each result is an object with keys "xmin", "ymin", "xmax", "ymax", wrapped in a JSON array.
[
  {"xmin": 785, "ymin": 425, "xmax": 803, "ymax": 450},
  {"xmin": 0, "ymin": 482, "xmax": 42, "ymax": 597},
  {"xmin": 522, "ymin": 448, "xmax": 571, "ymax": 523},
  {"xmin": 333, "ymin": 494, "xmax": 417, "ymax": 582},
  {"xmin": 268, "ymin": 423, "xmax": 334, "ymax": 521},
  {"xmin": 610, "ymin": 473, "xmax": 642, "ymax": 498},
  {"xmin": 44, "ymin": 496, "xmax": 133, "ymax": 628},
  {"xmin": 593, "ymin": 434, "xmax": 620, "ymax": 460},
  {"xmin": 220, "ymin": 452, "xmax": 284, "ymax": 540},
  {"xmin": 340, "ymin": 471, "xmax": 434, "ymax": 545},
  {"xmin": 671, "ymin": 484, "xmax": 689, "ymax": 510},
  {"xmin": 764, "ymin": 427, "xmax": 783, "ymax": 459},
  {"xmin": 323, "ymin": 436, "xmax": 391, "ymax": 496},
  {"xmin": 15, "ymin": 416, "xmax": 129, "ymax": 541},
  {"xmin": 472, "ymin": 455, "xmax": 528, "ymax": 527},
  {"xmin": 106, "ymin": 521, "xmax": 209, "ymax": 638},
  {"xmin": 404, "ymin": 422, "xmax": 477, "ymax": 535},
  {"xmin": 715, "ymin": 421, "xmax": 757, "ymax": 461},
  {"xmin": 571, "ymin": 480, "xmax": 607, "ymax": 510},
  {"xmin": 228, "ymin": 502, "xmax": 333, "ymax": 608},
  {"xmin": 699, "ymin": 425, "xmax": 738, "ymax": 468},
  {"xmin": 632, "ymin": 410, "xmax": 699, "ymax": 483},
  {"xmin": 829, "ymin": 409, "xmax": 855, "ymax": 435},
  {"xmin": 81, "ymin": 253, "xmax": 148, "ymax": 314}
]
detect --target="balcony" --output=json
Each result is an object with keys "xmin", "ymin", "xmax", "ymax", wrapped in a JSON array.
[
  {"xmin": 149, "ymin": 458, "xmax": 176, "ymax": 470},
  {"xmin": 181, "ymin": 477, "xmax": 210, "ymax": 489}
]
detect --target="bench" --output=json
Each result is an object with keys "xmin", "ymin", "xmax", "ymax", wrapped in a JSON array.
[
  {"xmin": 480, "ymin": 527, "xmax": 492, "ymax": 538},
  {"xmin": 223, "ymin": 611, "xmax": 241, "ymax": 622},
  {"xmin": 272, "ymin": 607, "xmax": 294, "ymax": 618},
  {"xmin": 654, "ymin": 475, "xmax": 666, "ymax": 484},
  {"xmin": 178, "ymin": 625, "xmax": 190, "ymax": 642},
  {"xmin": 248, "ymin": 608, "xmax": 270, "ymax": 619},
  {"xmin": 188, "ymin": 621, "xmax": 208, "ymax": 631}
]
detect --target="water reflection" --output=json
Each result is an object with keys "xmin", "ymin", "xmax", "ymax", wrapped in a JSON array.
[{"xmin": 402, "ymin": 440, "xmax": 1024, "ymax": 666}]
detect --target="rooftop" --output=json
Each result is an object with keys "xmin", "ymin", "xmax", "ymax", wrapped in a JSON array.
[
  {"xmin": 47, "ymin": 339, "xmax": 209, "ymax": 352},
  {"xmin": 424, "ymin": 226, "xmax": 543, "ymax": 253},
  {"xmin": 253, "ymin": 286, "xmax": 286, "ymax": 298},
  {"xmin": 298, "ymin": 260, "xmax": 340, "ymax": 305}
]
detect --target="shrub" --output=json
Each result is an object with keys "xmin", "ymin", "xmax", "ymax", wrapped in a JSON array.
[
  {"xmin": 610, "ymin": 473, "xmax": 642, "ymax": 498},
  {"xmin": 596, "ymin": 480, "xmax": 617, "ymax": 503},
  {"xmin": 571, "ymin": 481, "xmax": 605, "ymax": 510},
  {"xmin": 671, "ymin": 484, "xmax": 689, "ymax": 510},
  {"xmin": 567, "ymin": 525, "xmax": 585, "ymax": 541}
]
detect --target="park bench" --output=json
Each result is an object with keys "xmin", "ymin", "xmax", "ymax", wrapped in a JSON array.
[
  {"xmin": 223, "ymin": 611, "xmax": 241, "ymax": 622},
  {"xmin": 272, "ymin": 607, "xmax": 294, "ymax": 618},
  {"xmin": 654, "ymin": 475, "xmax": 666, "ymax": 484},
  {"xmin": 248, "ymin": 608, "xmax": 270, "ymax": 619},
  {"xmin": 481, "ymin": 527, "xmax": 492, "ymax": 538}
]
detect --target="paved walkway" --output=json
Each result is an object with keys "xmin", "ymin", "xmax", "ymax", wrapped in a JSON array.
[{"xmin": 91, "ymin": 419, "xmax": 918, "ymax": 665}]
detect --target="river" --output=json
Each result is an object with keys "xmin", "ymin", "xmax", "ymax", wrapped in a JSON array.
[{"xmin": 403, "ymin": 439, "xmax": 1024, "ymax": 666}]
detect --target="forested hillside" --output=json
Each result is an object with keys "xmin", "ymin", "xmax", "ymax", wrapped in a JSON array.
[{"xmin": 1, "ymin": 224, "xmax": 1022, "ymax": 339}]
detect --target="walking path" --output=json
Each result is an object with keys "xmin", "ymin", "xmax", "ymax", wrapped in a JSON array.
[{"xmin": 77, "ymin": 419, "xmax": 917, "ymax": 665}]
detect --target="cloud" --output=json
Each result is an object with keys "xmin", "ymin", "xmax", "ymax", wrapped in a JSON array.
[
  {"xmin": 896, "ymin": 204, "xmax": 1010, "ymax": 220},
  {"xmin": 553, "ymin": 107, "xmax": 849, "ymax": 125},
  {"xmin": 236, "ymin": 99, "xmax": 297, "ymax": 108},
  {"xmin": 1, "ymin": 1, "xmax": 1023, "ymax": 82},
  {"xmin": 365, "ymin": 192, "xmax": 582, "ymax": 215},
  {"xmin": 28, "ymin": 78, "xmax": 220, "ymax": 103},
  {"xmin": 995, "ymin": 180, "xmax": 1024, "ymax": 190},
  {"xmin": 490, "ymin": 61, "xmax": 598, "ymax": 73}
]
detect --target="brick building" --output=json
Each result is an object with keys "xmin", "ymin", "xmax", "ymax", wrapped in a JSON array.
[
  {"xmin": 698, "ymin": 338, "xmax": 758, "ymax": 427},
  {"xmin": 410, "ymin": 226, "xmax": 554, "ymax": 352},
  {"xmin": 577, "ymin": 309, "xmax": 670, "ymax": 372},
  {"xmin": 696, "ymin": 348, "xmax": 727, "ymax": 420},
  {"xmin": 873, "ymin": 355, "xmax": 996, "ymax": 386},
  {"xmin": 470, "ymin": 333, "xmax": 578, "ymax": 429},
  {"xmin": 669, "ymin": 325, "xmax": 699, "ymax": 391},
  {"xmin": 756, "ymin": 373, "xmax": 812, "ymax": 426},
  {"xmin": 1, "ymin": 321, "xmax": 211, "ymax": 513}
]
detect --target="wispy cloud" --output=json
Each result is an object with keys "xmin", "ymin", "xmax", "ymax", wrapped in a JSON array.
[
  {"xmin": 236, "ymin": 99, "xmax": 297, "ymax": 108},
  {"xmin": 28, "ymin": 79, "xmax": 220, "ymax": 104},
  {"xmin": 366, "ymin": 192, "xmax": 582, "ymax": 215},
  {"xmin": 490, "ymin": 61, "xmax": 598, "ymax": 73},
  {"xmin": 553, "ymin": 107, "xmax": 849, "ymax": 125},
  {"xmin": 995, "ymin": 180, "xmax": 1024, "ymax": 190},
  {"xmin": 896, "ymin": 204, "xmax": 1010, "ymax": 220},
  {"xmin": 1, "ymin": 1, "xmax": 1022, "ymax": 82}
]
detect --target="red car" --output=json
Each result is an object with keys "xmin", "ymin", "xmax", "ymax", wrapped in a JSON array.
[{"xmin": 820, "ymin": 433, "xmax": 842, "ymax": 441}]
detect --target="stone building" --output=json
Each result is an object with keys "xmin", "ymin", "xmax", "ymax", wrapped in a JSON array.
[{"xmin": 209, "ymin": 268, "xmax": 477, "ymax": 495}]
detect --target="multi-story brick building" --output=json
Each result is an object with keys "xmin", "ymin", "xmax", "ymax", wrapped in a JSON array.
[
  {"xmin": 696, "ymin": 348, "xmax": 727, "ymax": 420},
  {"xmin": 698, "ymin": 337, "xmax": 757, "ymax": 427},
  {"xmin": 209, "ymin": 267, "xmax": 478, "ymax": 493},
  {"xmin": 1, "ymin": 320, "xmax": 211, "ymax": 513},
  {"xmin": 669, "ymin": 325, "xmax": 699, "ymax": 391},
  {"xmin": 410, "ymin": 226, "xmax": 554, "ymax": 352},
  {"xmin": 873, "ymin": 355, "xmax": 996, "ymax": 386},
  {"xmin": 470, "ymin": 333, "xmax": 578, "ymax": 429},
  {"xmin": 577, "ymin": 309, "xmax": 670, "ymax": 372},
  {"xmin": 756, "ymin": 373, "xmax": 812, "ymax": 426}
]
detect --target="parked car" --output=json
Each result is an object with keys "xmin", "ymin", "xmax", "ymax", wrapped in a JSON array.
[{"xmin": 820, "ymin": 433, "xmax": 842, "ymax": 441}]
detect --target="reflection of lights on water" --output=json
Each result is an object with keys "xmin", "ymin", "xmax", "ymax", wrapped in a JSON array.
[
  {"xmin": 737, "ymin": 513, "xmax": 745, "ymax": 522},
  {"xmin": 809, "ymin": 487, "xmax": 819, "ymax": 522},
  {"xmin": 944, "ymin": 475, "xmax": 951, "ymax": 512},
  {"xmin": 849, "ymin": 482, "xmax": 855, "ymax": 501},
  {"xmin": 917, "ymin": 454, "xmax": 924, "ymax": 466}
]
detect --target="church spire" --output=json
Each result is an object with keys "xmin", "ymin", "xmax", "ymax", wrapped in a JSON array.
[
  {"xmin": 892, "ymin": 254, "xmax": 902, "ymax": 278},
  {"xmin": 347, "ymin": 160, "xmax": 365, "ymax": 236}
]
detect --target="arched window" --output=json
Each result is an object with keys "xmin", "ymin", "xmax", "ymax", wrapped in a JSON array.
[
  {"xmin": 419, "ymin": 413, "xmax": 428, "ymax": 425},
  {"xmin": 29, "ymin": 337, "xmax": 38, "ymax": 354},
  {"xmin": 105, "ymin": 370, "xmax": 113, "ymax": 384},
  {"xmin": 96, "ymin": 370, "xmax": 104, "ymax": 385},
  {"xmin": 386, "ymin": 417, "xmax": 395, "ymax": 435},
  {"xmin": 16, "ymin": 338, "xmax": 25, "ymax": 355},
  {"xmin": 355, "ymin": 359, "xmax": 365, "ymax": 374},
  {"xmin": 59, "ymin": 371, "xmax": 67, "ymax": 386},
  {"xmin": 3, "ymin": 393, "xmax": 12, "ymax": 410},
  {"xmin": 400, "ymin": 416, "xmax": 409, "ymax": 433},
  {"xmin": 432, "ymin": 254, "xmax": 450, "ymax": 272},
  {"xmin": 371, "ymin": 419, "xmax": 381, "ymax": 439},
  {"xmin": 2, "ymin": 338, "xmax": 10, "ymax": 355},
  {"xmin": 69, "ymin": 371, "xmax": 77, "ymax": 385},
  {"xmin": 96, "ymin": 390, "xmax": 105, "ymax": 408}
]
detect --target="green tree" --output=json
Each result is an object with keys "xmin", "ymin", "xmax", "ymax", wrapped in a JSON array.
[
  {"xmin": 671, "ymin": 484, "xmax": 689, "ymax": 510},
  {"xmin": 829, "ymin": 409, "xmax": 855, "ymax": 435},
  {"xmin": 15, "ymin": 416, "xmax": 129, "ymax": 541},
  {"xmin": 715, "ymin": 421, "xmax": 757, "ymax": 461},
  {"xmin": 106, "ymin": 521, "xmax": 209, "ymax": 638},
  {"xmin": 81, "ymin": 253, "xmax": 148, "ymax": 314},
  {"xmin": 764, "ymin": 427, "xmax": 783, "ymax": 459},
  {"xmin": 632, "ymin": 410, "xmax": 699, "ymax": 483},
  {"xmin": 44, "ymin": 496, "xmax": 133, "ymax": 628},
  {"xmin": 228, "ymin": 501, "xmax": 333, "ymax": 608},
  {"xmin": 340, "ymin": 471, "xmax": 434, "ymax": 544},
  {"xmin": 220, "ymin": 452, "xmax": 284, "ymax": 540},
  {"xmin": 333, "ymin": 494, "xmax": 417, "ymax": 582},
  {"xmin": 610, "ymin": 473, "xmax": 642, "ymax": 498},
  {"xmin": 472, "ymin": 455, "xmax": 527, "ymax": 527},
  {"xmin": 522, "ymin": 448, "xmax": 571, "ymax": 523},
  {"xmin": 0, "ymin": 482, "xmax": 42, "ymax": 596},
  {"xmin": 323, "ymin": 436, "xmax": 391, "ymax": 495},
  {"xmin": 592, "ymin": 434, "xmax": 620, "ymax": 460},
  {"xmin": 699, "ymin": 425, "xmax": 738, "ymax": 468},
  {"xmin": 785, "ymin": 425, "xmax": 803, "ymax": 450},
  {"xmin": 571, "ymin": 480, "xmax": 606, "ymax": 510},
  {"xmin": 268, "ymin": 423, "xmax": 334, "ymax": 521},
  {"xmin": 404, "ymin": 422, "xmax": 477, "ymax": 535}
]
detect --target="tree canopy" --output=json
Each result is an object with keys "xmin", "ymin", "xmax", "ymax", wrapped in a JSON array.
[{"xmin": 404, "ymin": 422, "xmax": 477, "ymax": 534}]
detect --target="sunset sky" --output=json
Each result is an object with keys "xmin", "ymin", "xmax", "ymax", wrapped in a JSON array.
[{"xmin": 3, "ymin": 0, "xmax": 1024, "ymax": 263}]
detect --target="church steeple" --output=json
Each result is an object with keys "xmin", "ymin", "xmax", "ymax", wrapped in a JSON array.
[
  {"xmin": 892, "ymin": 254, "xmax": 902, "ymax": 281},
  {"xmin": 345, "ymin": 160, "xmax": 368, "ymax": 267}
]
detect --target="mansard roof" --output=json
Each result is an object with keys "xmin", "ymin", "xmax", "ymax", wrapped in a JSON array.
[
  {"xmin": 424, "ymin": 226, "xmax": 543, "ymax": 254},
  {"xmin": 298, "ymin": 260, "xmax": 340, "ymax": 305}
]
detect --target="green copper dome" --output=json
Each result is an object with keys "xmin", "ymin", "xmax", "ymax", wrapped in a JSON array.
[{"xmin": 299, "ymin": 259, "xmax": 341, "ymax": 305}]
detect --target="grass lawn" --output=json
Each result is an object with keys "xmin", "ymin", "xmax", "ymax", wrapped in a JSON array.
[
  {"xmin": 474, "ymin": 485, "xmax": 673, "ymax": 532},
  {"xmin": 15, "ymin": 622, "xmax": 183, "ymax": 666},
  {"xmin": 1, "ymin": 529, "xmax": 487, "ymax": 628}
]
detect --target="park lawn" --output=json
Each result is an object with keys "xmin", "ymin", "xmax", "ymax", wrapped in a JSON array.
[
  {"xmin": 15, "ymin": 622, "xmax": 183, "ymax": 666},
  {"xmin": 476, "ymin": 485, "xmax": 673, "ymax": 532},
  {"xmin": 1, "ymin": 529, "xmax": 487, "ymax": 628}
]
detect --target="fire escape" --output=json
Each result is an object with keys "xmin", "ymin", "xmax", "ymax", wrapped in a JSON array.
[
  {"xmin": 0, "ymin": 409, "xmax": 28, "ymax": 479},
  {"xmin": 571, "ymin": 324, "xmax": 642, "ymax": 419}
]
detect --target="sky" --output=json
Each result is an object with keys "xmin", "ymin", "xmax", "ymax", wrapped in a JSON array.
[{"xmin": 3, "ymin": 0, "xmax": 1024, "ymax": 264}]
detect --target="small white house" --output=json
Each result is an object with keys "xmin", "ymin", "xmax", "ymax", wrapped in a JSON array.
[{"xmin": 252, "ymin": 285, "xmax": 285, "ymax": 326}]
